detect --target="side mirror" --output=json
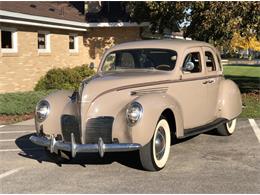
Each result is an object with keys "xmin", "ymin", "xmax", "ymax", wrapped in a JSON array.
[
  {"xmin": 183, "ymin": 61, "xmax": 195, "ymax": 71},
  {"xmin": 89, "ymin": 62, "xmax": 95, "ymax": 70}
]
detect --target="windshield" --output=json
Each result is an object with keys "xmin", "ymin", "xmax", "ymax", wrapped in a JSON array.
[{"xmin": 101, "ymin": 49, "xmax": 177, "ymax": 72}]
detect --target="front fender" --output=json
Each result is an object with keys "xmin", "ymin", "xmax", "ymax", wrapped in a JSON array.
[
  {"xmin": 130, "ymin": 93, "xmax": 184, "ymax": 146},
  {"xmin": 35, "ymin": 90, "xmax": 76, "ymax": 135},
  {"xmin": 218, "ymin": 79, "xmax": 242, "ymax": 120}
]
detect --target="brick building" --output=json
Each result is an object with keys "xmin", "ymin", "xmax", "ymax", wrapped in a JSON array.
[{"xmin": 0, "ymin": 1, "xmax": 148, "ymax": 93}]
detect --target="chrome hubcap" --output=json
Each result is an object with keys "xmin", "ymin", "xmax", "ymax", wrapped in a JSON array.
[{"xmin": 155, "ymin": 127, "xmax": 166, "ymax": 160}]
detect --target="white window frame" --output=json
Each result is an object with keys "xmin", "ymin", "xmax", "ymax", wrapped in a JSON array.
[
  {"xmin": 38, "ymin": 31, "xmax": 50, "ymax": 53},
  {"xmin": 0, "ymin": 27, "xmax": 18, "ymax": 53},
  {"xmin": 69, "ymin": 33, "xmax": 79, "ymax": 53}
]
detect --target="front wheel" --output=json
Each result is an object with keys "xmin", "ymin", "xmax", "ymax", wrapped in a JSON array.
[
  {"xmin": 139, "ymin": 117, "xmax": 171, "ymax": 171},
  {"xmin": 216, "ymin": 119, "xmax": 237, "ymax": 136}
]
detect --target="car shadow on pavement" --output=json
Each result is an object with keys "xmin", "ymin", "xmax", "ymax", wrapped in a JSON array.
[
  {"xmin": 15, "ymin": 133, "xmax": 143, "ymax": 170},
  {"xmin": 15, "ymin": 131, "xmax": 219, "ymax": 170},
  {"xmin": 203, "ymin": 128, "xmax": 223, "ymax": 136}
]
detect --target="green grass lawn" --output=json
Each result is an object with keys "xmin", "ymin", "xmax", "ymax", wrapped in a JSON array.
[
  {"xmin": 224, "ymin": 64, "xmax": 260, "ymax": 118},
  {"xmin": 224, "ymin": 64, "xmax": 260, "ymax": 78}
]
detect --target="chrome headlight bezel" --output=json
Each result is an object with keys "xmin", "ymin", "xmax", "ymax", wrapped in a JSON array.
[
  {"xmin": 36, "ymin": 100, "xmax": 50, "ymax": 122},
  {"xmin": 126, "ymin": 102, "xmax": 143, "ymax": 126}
]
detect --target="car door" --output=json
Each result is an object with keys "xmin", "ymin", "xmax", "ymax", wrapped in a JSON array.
[
  {"xmin": 202, "ymin": 47, "xmax": 222, "ymax": 122},
  {"xmin": 173, "ymin": 47, "xmax": 209, "ymax": 129}
]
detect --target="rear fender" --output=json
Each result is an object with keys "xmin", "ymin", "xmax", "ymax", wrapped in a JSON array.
[{"xmin": 218, "ymin": 79, "xmax": 242, "ymax": 120}]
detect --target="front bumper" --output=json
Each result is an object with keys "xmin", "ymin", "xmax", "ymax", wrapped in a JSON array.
[{"xmin": 29, "ymin": 133, "xmax": 141, "ymax": 158}]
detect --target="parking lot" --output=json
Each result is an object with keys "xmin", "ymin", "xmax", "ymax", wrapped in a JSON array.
[{"xmin": 0, "ymin": 118, "xmax": 260, "ymax": 193}]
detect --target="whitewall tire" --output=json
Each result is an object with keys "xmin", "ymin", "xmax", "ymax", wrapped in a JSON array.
[
  {"xmin": 139, "ymin": 117, "xmax": 171, "ymax": 171},
  {"xmin": 217, "ymin": 119, "xmax": 237, "ymax": 136}
]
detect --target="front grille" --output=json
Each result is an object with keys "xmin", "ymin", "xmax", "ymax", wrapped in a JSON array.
[
  {"xmin": 61, "ymin": 115, "xmax": 81, "ymax": 143},
  {"xmin": 85, "ymin": 117, "xmax": 114, "ymax": 144}
]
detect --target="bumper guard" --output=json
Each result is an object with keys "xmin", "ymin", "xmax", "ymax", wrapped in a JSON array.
[{"xmin": 29, "ymin": 133, "xmax": 141, "ymax": 158}]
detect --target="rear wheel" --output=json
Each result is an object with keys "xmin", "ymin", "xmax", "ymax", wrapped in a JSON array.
[
  {"xmin": 217, "ymin": 119, "xmax": 237, "ymax": 136},
  {"xmin": 139, "ymin": 117, "xmax": 171, "ymax": 171}
]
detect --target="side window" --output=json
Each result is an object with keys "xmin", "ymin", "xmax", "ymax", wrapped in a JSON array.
[
  {"xmin": 102, "ymin": 53, "xmax": 116, "ymax": 71},
  {"xmin": 183, "ymin": 52, "xmax": 202, "ymax": 73},
  {"xmin": 205, "ymin": 51, "xmax": 216, "ymax": 71},
  {"xmin": 120, "ymin": 52, "xmax": 135, "ymax": 68}
]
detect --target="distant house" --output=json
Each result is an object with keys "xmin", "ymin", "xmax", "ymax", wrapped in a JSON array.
[{"xmin": 0, "ymin": 1, "xmax": 148, "ymax": 93}]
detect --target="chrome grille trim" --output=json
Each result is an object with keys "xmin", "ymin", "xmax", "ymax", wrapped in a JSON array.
[
  {"xmin": 61, "ymin": 115, "xmax": 81, "ymax": 144},
  {"xmin": 85, "ymin": 116, "xmax": 114, "ymax": 144}
]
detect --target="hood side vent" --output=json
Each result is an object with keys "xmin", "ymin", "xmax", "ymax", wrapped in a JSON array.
[{"xmin": 131, "ymin": 87, "xmax": 168, "ymax": 96}]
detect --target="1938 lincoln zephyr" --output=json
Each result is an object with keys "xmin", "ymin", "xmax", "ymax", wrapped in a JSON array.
[{"xmin": 30, "ymin": 39, "xmax": 242, "ymax": 171}]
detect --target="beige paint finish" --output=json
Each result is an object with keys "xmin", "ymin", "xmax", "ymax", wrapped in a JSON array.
[
  {"xmin": 217, "ymin": 79, "xmax": 242, "ymax": 120},
  {"xmin": 130, "ymin": 93, "xmax": 184, "ymax": 144},
  {"xmin": 174, "ymin": 46, "xmax": 209, "ymax": 128},
  {"xmin": 36, "ymin": 90, "xmax": 76, "ymax": 135},
  {"xmin": 86, "ymin": 88, "xmax": 184, "ymax": 144},
  {"xmin": 202, "ymin": 46, "xmax": 222, "ymax": 121},
  {"xmin": 35, "ymin": 39, "xmax": 242, "ymax": 146}
]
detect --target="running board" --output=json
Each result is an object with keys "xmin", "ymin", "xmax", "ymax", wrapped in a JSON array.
[{"xmin": 181, "ymin": 118, "xmax": 227, "ymax": 138}]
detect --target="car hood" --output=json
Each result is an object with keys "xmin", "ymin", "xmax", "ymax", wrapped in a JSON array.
[{"xmin": 81, "ymin": 70, "xmax": 170, "ymax": 102}]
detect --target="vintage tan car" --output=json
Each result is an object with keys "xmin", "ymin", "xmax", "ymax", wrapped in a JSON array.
[{"xmin": 30, "ymin": 39, "xmax": 242, "ymax": 171}]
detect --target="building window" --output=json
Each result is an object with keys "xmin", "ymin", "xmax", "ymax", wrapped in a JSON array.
[
  {"xmin": 0, "ymin": 27, "xmax": 18, "ymax": 53},
  {"xmin": 38, "ymin": 31, "xmax": 50, "ymax": 53},
  {"xmin": 69, "ymin": 35, "xmax": 75, "ymax": 50},
  {"xmin": 2, "ymin": 31, "xmax": 12, "ymax": 48},
  {"xmin": 38, "ymin": 33, "xmax": 46, "ymax": 49},
  {"xmin": 69, "ymin": 34, "xmax": 78, "ymax": 53}
]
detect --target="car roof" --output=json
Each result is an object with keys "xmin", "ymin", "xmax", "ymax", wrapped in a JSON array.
[{"xmin": 109, "ymin": 39, "xmax": 215, "ymax": 52}]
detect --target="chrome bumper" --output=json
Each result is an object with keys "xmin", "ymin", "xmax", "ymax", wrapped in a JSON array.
[{"xmin": 29, "ymin": 133, "xmax": 141, "ymax": 158}]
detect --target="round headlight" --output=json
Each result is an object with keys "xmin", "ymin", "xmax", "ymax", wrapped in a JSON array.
[
  {"xmin": 36, "ymin": 100, "xmax": 50, "ymax": 122},
  {"xmin": 126, "ymin": 102, "xmax": 143, "ymax": 126}
]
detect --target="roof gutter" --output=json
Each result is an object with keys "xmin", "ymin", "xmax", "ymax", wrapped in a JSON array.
[
  {"xmin": 0, "ymin": 10, "xmax": 149, "ymax": 31},
  {"xmin": 0, "ymin": 18, "xmax": 87, "ymax": 31}
]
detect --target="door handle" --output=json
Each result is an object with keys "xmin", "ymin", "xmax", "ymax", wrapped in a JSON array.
[
  {"xmin": 203, "ymin": 79, "xmax": 215, "ymax": 84},
  {"xmin": 208, "ymin": 79, "xmax": 215, "ymax": 83}
]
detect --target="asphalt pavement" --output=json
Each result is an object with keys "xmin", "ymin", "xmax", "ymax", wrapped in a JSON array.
[{"xmin": 0, "ymin": 118, "xmax": 260, "ymax": 193}]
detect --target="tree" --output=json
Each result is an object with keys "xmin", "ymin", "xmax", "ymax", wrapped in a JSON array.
[
  {"xmin": 231, "ymin": 33, "xmax": 260, "ymax": 52},
  {"xmin": 185, "ymin": 2, "xmax": 260, "ymax": 46},
  {"xmin": 127, "ymin": 2, "xmax": 187, "ymax": 33},
  {"xmin": 128, "ymin": 1, "xmax": 260, "ymax": 47}
]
